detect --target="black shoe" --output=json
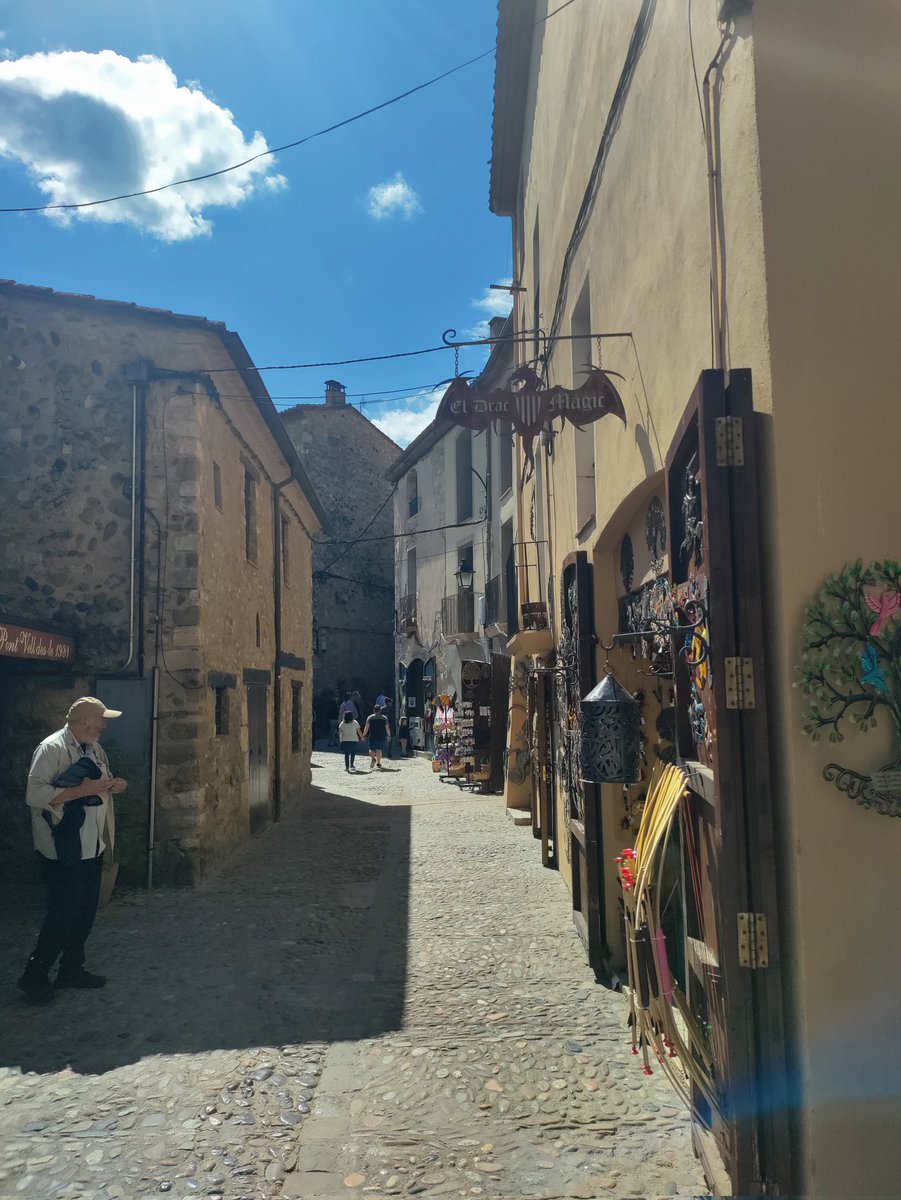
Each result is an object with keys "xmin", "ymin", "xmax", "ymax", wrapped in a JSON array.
[
  {"xmin": 55, "ymin": 967, "xmax": 106, "ymax": 990},
  {"xmin": 18, "ymin": 968, "xmax": 54, "ymax": 1004}
]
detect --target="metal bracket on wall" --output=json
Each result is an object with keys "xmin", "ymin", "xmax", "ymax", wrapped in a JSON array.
[
  {"xmin": 738, "ymin": 912, "xmax": 769, "ymax": 968},
  {"xmin": 715, "ymin": 416, "xmax": 744, "ymax": 466}
]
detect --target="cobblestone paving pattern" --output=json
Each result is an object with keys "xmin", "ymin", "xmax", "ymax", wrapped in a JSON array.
[{"xmin": 0, "ymin": 751, "xmax": 709, "ymax": 1200}]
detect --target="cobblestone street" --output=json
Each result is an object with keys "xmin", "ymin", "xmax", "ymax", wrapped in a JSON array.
[{"xmin": 0, "ymin": 752, "xmax": 708, "ymax": 1200}]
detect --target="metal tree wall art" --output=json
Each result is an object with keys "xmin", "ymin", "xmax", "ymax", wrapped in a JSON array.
[{"xmin": 798, "ymin": 559, "xmax": 901, "ymax": 815}]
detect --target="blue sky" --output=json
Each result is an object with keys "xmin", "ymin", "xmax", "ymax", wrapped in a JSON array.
[{"xmin": 0, "ymin": 0, "xmax": 513, "ymax": 446}]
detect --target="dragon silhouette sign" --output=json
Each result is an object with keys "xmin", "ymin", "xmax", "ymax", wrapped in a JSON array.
[{"xmin": 435, "ymin": 365, "xmax": 627, "ymax": 465}]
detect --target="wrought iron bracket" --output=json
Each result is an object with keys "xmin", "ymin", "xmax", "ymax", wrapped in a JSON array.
[{"xmin": 602, "ymin": 599, "xmax": 709, "ymax": 668}]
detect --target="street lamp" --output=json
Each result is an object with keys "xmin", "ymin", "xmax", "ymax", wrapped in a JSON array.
[{"xmin": 455, "ymin": 562, "xmax": 474, "ymax": 592}]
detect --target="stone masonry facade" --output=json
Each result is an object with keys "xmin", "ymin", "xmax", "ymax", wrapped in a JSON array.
[
  {"xmin": 0, "ymin": 282, "xmax": 321, "ymax": 885},
  {"xmin": 280, "ymin": 392, "xmax": 398, "ymax": 727}
]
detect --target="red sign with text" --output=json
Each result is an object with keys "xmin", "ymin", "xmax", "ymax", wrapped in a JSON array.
[{"xmin": 0, "ymin": 621, "xmax": 75, "ymax": 662}]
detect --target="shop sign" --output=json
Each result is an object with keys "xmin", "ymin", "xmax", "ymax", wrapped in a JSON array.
[
  {"xmin": 435, "ymin": 364, "xmax": 626, "ymax": 465},
  {"xmin": 0, "ymin": 620, "xmax": 75, "ymax": 662}
]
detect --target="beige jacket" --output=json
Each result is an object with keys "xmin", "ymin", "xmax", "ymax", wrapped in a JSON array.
[{"xmin": 25, "ymin": 726, "xmax": 115, "ymax": 861}]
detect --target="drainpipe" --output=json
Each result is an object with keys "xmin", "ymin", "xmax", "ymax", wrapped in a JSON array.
[
  {"xmin": 272, "ymin": 470, "xmax": 294, "ymax": 823},
  {"xmin": 109, "ymin": 366, "xmax": 147, "ymax": 674}
]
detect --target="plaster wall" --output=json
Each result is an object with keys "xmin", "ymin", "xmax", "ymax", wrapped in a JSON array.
[
  {"xmin": 750, "ymin": 1, "xmax": 901, "ymax": 1191},
  {"xmin": 502, "ymin": 0, "xmax": 901, "ymax": 1190},
  {"xmin": 393, "ymin": 421, "xmax": 517, "ymax": 702},
  {"xmin": 511, "ymin": 0, "xmax": 770, "ymax": 898}
]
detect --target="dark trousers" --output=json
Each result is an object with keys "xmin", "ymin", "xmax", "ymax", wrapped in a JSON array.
[
  {"xmin": 343, "ymin": 746, "xmax": 357, "ymax": 768},
  {"xmin": 29, "ymin": 853, "xmax": 104, "ymax": 973}
]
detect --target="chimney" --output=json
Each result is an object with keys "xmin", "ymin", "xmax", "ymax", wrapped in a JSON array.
[
  {"xmin": 325, "ymin": 379, "xmax": 347, "ymax": 406},
  {"xmin": 488, "ymin": 316, "xmax": 508, "ymax": 341}
]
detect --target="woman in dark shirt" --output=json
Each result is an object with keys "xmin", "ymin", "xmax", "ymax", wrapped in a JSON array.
[{"xmin": 363, "ymin": 705, "xmax": 391, "ymax": 771}]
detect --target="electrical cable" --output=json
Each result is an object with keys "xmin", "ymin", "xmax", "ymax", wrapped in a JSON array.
[
  {"xmin": 315, "ymin": 483, "xmax": 398, "ymax": 574},
  {"xmin": 0, "ymin": 49, "xmax": 494, "ymax": 216},
  {"xmin": 0, "ymin": 0, "xmax": 581, "ymax": 218},
  {"xmin": 315, "ymin": 514, "xmax": 480, "ymax": 549}
]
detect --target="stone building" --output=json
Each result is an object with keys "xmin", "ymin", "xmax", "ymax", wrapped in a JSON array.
[
  {"xmin": 0, "ymin": 280, "xmax": 325, "ymax": 887},
  {"xmin": 487, "ymin": 0, "xmax": 901, "ymax": 1194},
  {"xmin": 279, "ymin": 383, "xmax": 398, "ymax": 732}
]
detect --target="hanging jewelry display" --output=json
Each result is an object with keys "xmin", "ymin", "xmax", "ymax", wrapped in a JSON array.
[
  {"xmin": 620, "ymin": 534, "xmax": 635, "ymax": 594},
  {"xmin": 799, "ymin": 559, "xmax": 901, "ymax": 816},
  {"xmin": 645, "ymin": 496, "xmax": 667, "ymax": 575},
  {"xmin": 680, "ymin": 452, "xmax": 704, "ymax": 571}
]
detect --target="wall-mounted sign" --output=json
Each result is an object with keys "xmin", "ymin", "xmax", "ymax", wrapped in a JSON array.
[
  {"xmin": 435, "ymin": 364, "xmax": 626, "ymax": 465},
  {"xmin": 799, "ymin": 559, "xmax": 901, "ymax": 815},
  {"xmin": 0, "ymin": 620, "xmax": 75, "ymax": 663}
]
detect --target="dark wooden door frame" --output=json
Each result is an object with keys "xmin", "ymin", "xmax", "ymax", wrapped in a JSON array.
[{"xmin": 665, "ymin": 370, "xmax": 793, "ymax": 1196}]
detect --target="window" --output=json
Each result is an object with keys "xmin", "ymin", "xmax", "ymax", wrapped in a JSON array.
[
  {"xmin": 571, "ymin": 277, "xmax": 596, "ymax": 529},
  {"xmin": 244, "ymin": 469, "xmax": 258, "ymax": 563},
  {"xmin": 214, "ymin": 686, "xmax": 229, "ymax": 736},
  {"xmin": 255, "ymin": 612, "xmax": 262, "ymax": 647},
  {"xmin": 455, "ymin": 429, "xmax": 473, "ymax": 522},
  {"xmin": 406, "ymin": 547, "xmax": 417, "ymax": 596},
  {"xmin": 291, "ymin": 682, "xmax": 303, "ymax": 752},
  {"xmin": 498, "ymin": 420, "xmax": 513, "ymax": 495},
  {"xmin": 407, "ymin": 469, "xmax": 420, "ymax": 518},
  {"xmin": 280, "ymin": 513, "xmax": 290, "ymax": 586},
  {"xmin": 213, "ymin": 462, "xmax": 223, "ymax": 511}
]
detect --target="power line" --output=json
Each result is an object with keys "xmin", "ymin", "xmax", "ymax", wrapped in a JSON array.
[
  {"xmin": 0, "ymin": 48, "xmax": 495, "ymax": 216},
  {"xmin": 0, "ymin": 0, "xmax": 581, "ymax": 218},
  {"xmin": 316, "ymin": 515, "xmax": 482, "ymax": 548}
]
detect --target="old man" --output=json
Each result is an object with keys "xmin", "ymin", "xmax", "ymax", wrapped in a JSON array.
[{"xmin": 19, "ymin": 697, "xmax": 128, "ymax": 1003}]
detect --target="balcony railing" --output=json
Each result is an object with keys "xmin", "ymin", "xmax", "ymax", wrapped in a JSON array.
[
  {"xmin": 399, "ymin": 593, "xmax": 417, "ymax": 634},
  {"xmin": 485, "ymin": 573, "xmax": 507, "ymax": 630},
  {"xmin": 441, "ymin": 590, "xmax": 476, "ymax": 638}
]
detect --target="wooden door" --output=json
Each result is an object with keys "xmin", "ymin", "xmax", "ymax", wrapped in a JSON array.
[
  {"xmin": 665, "ymin": 370, "xmax": 792, "ymax": 1195},
  {"xmin": 489, "ymin": 653, "xmax": 512, "ymax": 793},
  {"xmin": 247, "ymin": 683, "xmax": 270, "ymax": 834},
  {"xmin": 559, "ymin": 553, "xmax": 606, "ymax": 977},
  {"xmin": 528, "ymin": 671, "xmax": 557, "ymax": 867}
]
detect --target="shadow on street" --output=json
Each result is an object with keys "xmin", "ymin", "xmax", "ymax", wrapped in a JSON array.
[{"xmin": 0, "ymin": 784, "xmax": 410, "ymax": 1076}]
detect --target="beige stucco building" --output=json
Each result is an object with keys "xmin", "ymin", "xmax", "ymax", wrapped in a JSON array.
[
  {"xmin": 386, "ymin": 319, "xmax": 518, "ymax": 763},
  {"xmin": 489, "ymin": 0, "xmax": 901, "ymax": 1195},
  {"xmin": 0, "ymin": 281, "xmax": 324, "ymax": 886}
]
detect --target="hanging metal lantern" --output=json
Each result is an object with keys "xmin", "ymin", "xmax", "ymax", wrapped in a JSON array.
[{"xmin": 581, "ymin": 672, "xmax": 641, "ymax": 784}]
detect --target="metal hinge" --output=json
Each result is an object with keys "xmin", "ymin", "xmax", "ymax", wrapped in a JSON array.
[
  {"xmin": 715, "ymin": 415, "xmax": 745, "ymax": 465},
  {"xmin": 724, "ymin": 656, "xmax": 755, "ymax": 708},
  {"xmin": 738, "ymin": 912, "xmax": 769, "ymax": 968}
]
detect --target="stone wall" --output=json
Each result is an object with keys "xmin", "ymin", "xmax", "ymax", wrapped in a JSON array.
[
  {"xmin": 0, "ymin": 285, "xmax": 319, "ymax": 885},
  {"xmin": 280, "ymin": 403, "xmax": 397, "ymax": 724}
]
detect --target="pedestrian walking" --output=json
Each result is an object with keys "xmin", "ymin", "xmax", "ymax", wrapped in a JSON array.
[
  {"xmin": 338, "ymin": 711, "xmax": 363, "ymax": 771},
  {"xmin": 362, "ymin": 705, "xmax": 391, "ymax": 771},
  {"xmin": 398, "ymin": 716, "xmax": 410, "ymax": 757},
  {"xmin": 19, "ymin": 697, "xmax": 129, "ymax": 1003}
]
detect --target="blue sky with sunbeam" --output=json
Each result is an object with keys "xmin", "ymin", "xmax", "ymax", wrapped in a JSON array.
[{"xmin": 0, "ymin": 1, "xmax": 514, "ymax": 446}]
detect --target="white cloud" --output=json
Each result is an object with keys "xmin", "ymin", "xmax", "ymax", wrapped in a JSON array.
[
  {"xmin": 0, "ymin": 50, "xmax": 287, "ymax": 241},
  {"xmin": 372, "ymin": 390, "xmax": 441, "ymax": 448},
  {"xmin": 366, "ymin": 171, "xmax": 422, "ymax": 221},
  {"xmin": 466, "ymin": 280, "xmax": 514, "ymax": 340}
]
